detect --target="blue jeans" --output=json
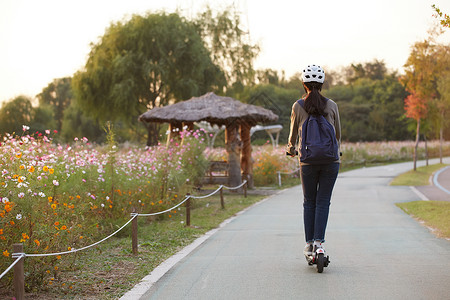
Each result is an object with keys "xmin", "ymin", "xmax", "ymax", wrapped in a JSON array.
[{"xmin": 300, "ymin": 163, "xmax": 339, "ymax": 243}]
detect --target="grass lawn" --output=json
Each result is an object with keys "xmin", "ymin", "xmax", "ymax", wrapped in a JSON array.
[
  {"xmin": 3, "ymin": 192, "xmax": 269, "ymax": 300},
  {"xmin": 390, "ymin": 163, "xmax": 448, "ymax": 186},
  {"xmin": 396, "ymin": 201, "xmax": 450, "ymax": 239},
  {"xmin": 391, "ymin": 163, "xmax": 450, "ymax": 240}
]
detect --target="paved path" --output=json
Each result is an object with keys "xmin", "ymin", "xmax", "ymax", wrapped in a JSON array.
[
  {"xmin": 416, "ymin": 164, "xmax": 450, "ymax": 201},
  {"xmin": 123, "ymin": 159, "xmax": 450, "ymax": 300}
]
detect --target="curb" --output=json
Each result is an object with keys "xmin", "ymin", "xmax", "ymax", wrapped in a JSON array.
[{"xmin": 433, "ymin": 166, "xmax": 450, "ymax": 195}]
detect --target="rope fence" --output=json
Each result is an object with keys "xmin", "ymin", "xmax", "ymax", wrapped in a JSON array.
[
  {"xmin": 1, "ymin": 179, "xmax": 248, "ymax": 299},
  {"xmin": 276, "ymin": 168, "xmax": 300, "ymax": 186}
]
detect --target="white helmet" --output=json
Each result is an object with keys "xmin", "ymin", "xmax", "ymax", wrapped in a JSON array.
[{"xmin": 302, "ymin": 64, "xmax": 325, "ymax": 83}]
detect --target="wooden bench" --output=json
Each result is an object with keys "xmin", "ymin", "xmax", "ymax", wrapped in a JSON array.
[{"xmin": 203, "ymin": 161, "xmax": 229, "ymax": 185}]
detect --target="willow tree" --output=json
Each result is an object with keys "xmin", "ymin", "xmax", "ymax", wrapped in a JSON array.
[
  {"xmin": 72, "ymin": 12, "xmax": 224, "ymax": 145},
  {"xmin": 195, "ymin": 6, "xmax": 260, "ymax": 92}
]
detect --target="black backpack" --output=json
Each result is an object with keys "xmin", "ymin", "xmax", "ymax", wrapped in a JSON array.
[{"xmin": 297, "ymin": 99, "xmax": 339, "ymax": 164}]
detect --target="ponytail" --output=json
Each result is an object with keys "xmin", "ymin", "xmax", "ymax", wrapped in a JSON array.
[{"xmin": 303, "ymin": 82, "xmax": 327, "ymax": 117}]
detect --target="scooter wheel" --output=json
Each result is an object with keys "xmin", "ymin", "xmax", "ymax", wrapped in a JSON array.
[{"xmin": 317, "ymin": 253, "xmax": 325, "ymax": 273}]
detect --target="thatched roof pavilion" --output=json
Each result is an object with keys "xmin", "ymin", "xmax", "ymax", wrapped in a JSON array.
[
  {"xmin": 138, "ymin": 92, "xmax": 279, "ymax": 188},
  {"xmin": 139, "ymin": 92, "xmax": 278, "ymax": 125}
]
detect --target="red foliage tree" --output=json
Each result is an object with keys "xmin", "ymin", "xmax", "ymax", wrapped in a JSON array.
[
  {"xmin": 404, "ymin": 92, "xmax": 428, "ymax": 170},
  {"xmin": 404, "ymin": 92, "xmax": 428, "ymax": 121}
]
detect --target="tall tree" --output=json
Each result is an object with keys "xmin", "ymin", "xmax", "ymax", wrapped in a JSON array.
[
  {"xmin": 346, "ymin": 59, "xmax": 387, "ymax": 83},
  {"xmin": 37, "ymin": 77, "xmax": 72, "ymax": 133},
  {"xmin": 195, "ymin": 6, "xmax": 260, "ymax": 92},
  {"xmin": 404, "ymin": 92, "xmax": 428, "ymax": 170},
  {"xmin": 401, "ymin": 40, "xmax": 439, "ymax": 169},
  {"xmin": 432, "ymin": 4, "xmax": 450, "ymax": 28},
  {"xmin": 0, "ymin": 96, "xmax": 33, "ymax": 134},
  {"xmin": 436, "ymin": 72, "xmax": 450, "ymax": 162},
  {"xmin": 72, "ymin": 12, "xmax": 224, "ymax": 146}
]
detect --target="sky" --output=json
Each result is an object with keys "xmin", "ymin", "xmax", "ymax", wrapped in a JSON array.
[{"xmin": 1, "ymin": 0, "xmax": 450, "ymax": 104}]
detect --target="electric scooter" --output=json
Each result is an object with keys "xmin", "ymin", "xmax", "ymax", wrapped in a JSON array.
[{"xmin": 305, "ymin": 246, "xmax": 330, "ymax": 273}]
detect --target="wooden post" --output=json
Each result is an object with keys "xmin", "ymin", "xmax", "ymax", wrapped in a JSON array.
[
  {"xmin": 244, "ymin": 181, "xmax": 247, "ymax": 198},
  {"xmin": 132, "ymin": 209, "xmax": 138, "ymax": 255},
  {"xmin": 220, "ymin": 187, "xmax": 225, "ymax": 209},
  {"xmin": 185, "ymin": 194, "xmax": 191, "ymax": 227},
  {"xmin": 167, "ymin": 122, "xmax": 183, "ymax": 146},
  {"xmin": 225, "ymin": 122, "xmax": 242, "ymax": 189},
  {"xmin": 240, "ymin": 122, "xmax": 254, "ymax": 189},
  {"xmin": 13, "ymin": 243, "xmax": 24, "ymax": 300}
]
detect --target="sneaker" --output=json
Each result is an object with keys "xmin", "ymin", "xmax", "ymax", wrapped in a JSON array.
[{"xmin": 303, "ymin": 243, "xmax": 313, "ymax": 256}]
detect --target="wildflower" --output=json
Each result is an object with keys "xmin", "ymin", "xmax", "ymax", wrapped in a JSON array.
[
  {"xmin": 28, "ymin": 166, "xmax": 35, "ymax": 172},
  {"xmin": 3, "ymin": 250, "xmax": 9, "ymax": 257},
  {"xmin": 18, "ymin": 176, "xmax": 25, "ymax": 183},
  {"xmin": 19, "ymin": 165, "xmax": 25, "ymax": 170},
  {"xmin": 1, "ymin": 197, "xmax": 9, "ymax": 203},
  {"xmin": 38, "ymin": 192, "xmax": 45, "ymax": 197},
  {"xmin": 56, "ymin": 256, "xmax": 61, "ymax": 260},
  {"xmin": 54, "ymin": 266, "xmax": 59, "ymax": 270},
  {"xmin": 61, "ymin": 225, "xmax": 67, "ymax": 230},
  {"xmin": 51, "ymin": 204, "xmax": 57, "ymax": 210},
  {"xmin": 68, "ymin": 247, "xmax": 72, "ymax": 251},
  {"xmin": 22, "ymin": 125, "xmax": 30, "ymax": 131},
  {"xmin": 43, "ymin": 166, "xmax": 49, "ymax": 172},
  {"xmin": 0, "ymin": 228, "xmax": 3, "ymax": 234},
  {"xmin": 18, "ymin": 192, "xmax": 25, "ymax": 198},
  {"xmin": 54, "ymin": 221, "xmax": 60, "ymax": 226},
  {"xmin": 15, "ymin": 153, "xmax": 22, "ymax": 159},
  {"xmin": 10, "ymin": 220, "xmax": 14, "ymax": 225},
  {"xmin": 48, "ymin": 196, "xmax": 53, "ymax": 202},
  {"xmin": 45, "ymin": 130, "xmax": 50, "ymax": 135},
  {"xmin": 53, "ymin": 180, "xmax": 59, "ymax": 186},
  {"xmin": 34, "ymin": 239, "xmax": 40, "ymax": 246},
  {"xmin": 16, "ymin": 214, "xmax": 22, "ymax": 220},
  {"xmin": 49, "ymin": 168, "xmax": 54, "ymax": 174}
]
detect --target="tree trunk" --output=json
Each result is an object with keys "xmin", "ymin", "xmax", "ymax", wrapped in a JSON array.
[
  {"xmin": 240, "ymin": 122, "xmax": 253, "ymax": 189},
  {"xmin": 225, "ymin": 122, "xmax": 242, "ymax": 189},
  {"xmin": 413, "ymin": 119, "xmax": 420, "ymax": 171},
  {"xmin": 146, "ymin": 122, "xmax": 159, "ymax": 146},
  {"xmin": 440, "ymin": 112, "xmax": 444, "ymax": 164},
  {"xmin": 424, "ymin": 134, "xmax": 428, "ymax": 166}
]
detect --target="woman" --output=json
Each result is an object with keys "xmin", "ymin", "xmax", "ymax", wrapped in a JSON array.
[{"xmin": 286, "ymin": 64, "xmax": 341, "ymax": 259}]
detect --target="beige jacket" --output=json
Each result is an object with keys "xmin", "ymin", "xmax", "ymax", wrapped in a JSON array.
[{"xmin": 286, "ymin": 98, "xmax": 341, "ymax": 163}]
